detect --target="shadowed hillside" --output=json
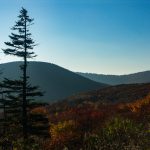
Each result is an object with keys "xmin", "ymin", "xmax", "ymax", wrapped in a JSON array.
[
  {"xmin": 78, "ymin": 71, "xmax": 150, "ymax": 85},
  {"xmin": 56, "ymin": 83, "xmax": 150, "ymax": 108},
  {"xmin": 0, "ymin": 61, "xmax": 107, "ymax": 102}
]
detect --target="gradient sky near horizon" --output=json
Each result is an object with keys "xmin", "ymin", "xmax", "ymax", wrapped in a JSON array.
[{"xmin": 0, "ymin": 0, "xmax": 150, "ymax": 75}]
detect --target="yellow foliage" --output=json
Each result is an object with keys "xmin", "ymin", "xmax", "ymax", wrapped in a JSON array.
[{"xmin": 50, "ymin": 120, "xmax": 77, "ymax": 141}]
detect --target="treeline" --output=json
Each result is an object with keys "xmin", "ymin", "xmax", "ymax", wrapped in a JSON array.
[{"xmin": 0, "ymin": 8, "xmax": 49, "ymax": 149}]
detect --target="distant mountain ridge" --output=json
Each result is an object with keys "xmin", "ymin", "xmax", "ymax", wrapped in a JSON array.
[
  {"xmin": 77, "ymin": 71, "xmax": 150, "ymax": 85},
  {"xmin": 0, "ymin": 61, "xmax": 106, "ymax": 102}
]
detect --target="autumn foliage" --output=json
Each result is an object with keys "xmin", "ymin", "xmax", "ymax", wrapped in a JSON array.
[
  {"xmin": 36, "ymin": 94, "xmax": 150, "ymax": 150},
  {"xmin": 1, "ymin": 86, "xmax": 150, "ymax": 149}
]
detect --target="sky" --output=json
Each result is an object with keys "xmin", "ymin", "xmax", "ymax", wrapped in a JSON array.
[{"xmin": 0, "ymin": 0, "xmax": 150, "ymax": 75}]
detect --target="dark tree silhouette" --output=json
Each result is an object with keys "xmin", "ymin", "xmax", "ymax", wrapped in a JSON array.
[
  {"xmin": 2, "ymin": 8, "xmax": 50, "ymax": 149},
  {"xmin": 2, "ymin": 7, "xmax": 38, "ymax": 140},
  {"xmin": 1, "ymin": 77, "xmax": 49, "ymax": 136},
  {"xmin": 0, "ymin": 77, "xmax": 49, "ymax": 150},
  {"xmin": 0, "ymin": 86, "xmax": 6, "ymax": 136},
  {"xmin": 0, "ymin": 78, "xmax": 20, "ymax": 149},
  {"xmin": 0, "ymin": 79, "xmax": 22, "ymax": 139}
]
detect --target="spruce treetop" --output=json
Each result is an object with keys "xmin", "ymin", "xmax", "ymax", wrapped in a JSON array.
[{"xmin": 2, "ymin": 7, "xmax": 36, "ymax": 58}]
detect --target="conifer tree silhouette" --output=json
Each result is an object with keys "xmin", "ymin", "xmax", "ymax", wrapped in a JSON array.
[
  {"xmin": 2, "ymin": 7, "xmax": 36, "ymax": 140},
  {"xmin": 2, "ymin": 8, "xmax": 49, "ymax": 144}
]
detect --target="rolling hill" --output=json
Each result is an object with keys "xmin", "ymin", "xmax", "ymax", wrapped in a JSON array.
[
  {"xmin": 0, "ymin": 61, "xmax": 107, "ymax": 102},
  {"xmin": 77, "ymin": 71, "xmax": 150, "ymax": 85},
  {"xmin": 56, "ymin": 83, "xmax": 150, "ymax": 108}
]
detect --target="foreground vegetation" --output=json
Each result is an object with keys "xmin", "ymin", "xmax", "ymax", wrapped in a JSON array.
[
  {"xmin": 20, "ymin": 94, "xmax": 149, "ymax": 150},
  {"xmin": 1, "ymin": 92, "xmax": 150, "ymax": 149}
]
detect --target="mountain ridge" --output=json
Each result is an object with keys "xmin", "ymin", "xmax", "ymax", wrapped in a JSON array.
[{"xmin": 77, "ymin": 71, "xmax": 150, "ymax": 85}]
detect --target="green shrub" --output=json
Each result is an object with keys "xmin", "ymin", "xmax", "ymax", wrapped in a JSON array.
[{"xmin": 84, "ymin": 117, "xmax": 150, "ymax": 150}]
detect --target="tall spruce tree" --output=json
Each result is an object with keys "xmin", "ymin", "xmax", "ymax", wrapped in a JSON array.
[{"xmin": 2, "ymin": 8, "xmax": 48, "ymax": 142}]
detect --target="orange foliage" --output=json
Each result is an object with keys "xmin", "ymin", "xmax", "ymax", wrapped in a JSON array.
[
  {"xmin": 31, "ymin": 106, "xmax": 48, "ymax": 114},
  {"xmin": 118, "ymin": 95, "xmax": 150, "ymax": 113}
]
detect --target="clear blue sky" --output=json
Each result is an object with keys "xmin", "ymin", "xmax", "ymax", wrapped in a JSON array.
[{"xmin": 0, "ymin": 0, "xmax": 150, "ymax": 75}]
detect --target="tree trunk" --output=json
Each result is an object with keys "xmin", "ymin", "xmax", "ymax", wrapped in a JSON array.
[{"xmin": 23, "ymin": 16, "xmax": 28, "ymax": 141}]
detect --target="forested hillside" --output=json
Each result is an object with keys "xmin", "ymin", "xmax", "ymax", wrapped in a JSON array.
[
  {"xmin": 78, "ymin": 71, "xmax": 150, "ymax": 85},
  {"xmin": 56, "ymin": 83, "xmax": 150, "ymax": 108}
]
